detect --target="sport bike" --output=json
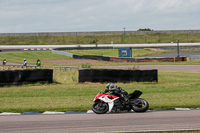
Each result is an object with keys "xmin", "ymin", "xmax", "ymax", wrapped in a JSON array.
[{"xmin": 92, "ymin": 90, "xmax": 149, "ymax": 114}]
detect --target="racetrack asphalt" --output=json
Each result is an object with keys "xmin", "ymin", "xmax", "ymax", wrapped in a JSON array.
[
  {"xmin": 96, "ymin": 65, "xmax": 200, "ymax": 71},
  {"xmin": 143, "ymin": 51, "xmax": 200, "ymax": 58},
  {"xmin": 96, "ymin": 51, "xmax": 200, "ymax": 71},
  {"xmin": 0, "ymin": 110, "xmax": 200, "ymax": 133}
]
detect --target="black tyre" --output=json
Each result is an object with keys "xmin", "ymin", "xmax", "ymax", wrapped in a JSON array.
[
  {"xmin": 132, "ymin": 98, "xmax": 149, "ymax": 113},
  {"xmin": 92, "ymin": 102, "xmax": 109, "ymax": 114}
]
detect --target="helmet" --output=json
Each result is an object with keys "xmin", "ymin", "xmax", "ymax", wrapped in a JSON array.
[
  {"xmin": 106, "ymin": 83, "xmax": 114, "ymax": 89},
  {"xmin": 106, "ymin": 83, "xmax": 110, "ymax": 89}
]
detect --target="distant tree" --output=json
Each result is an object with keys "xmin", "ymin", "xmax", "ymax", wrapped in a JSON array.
[
  {"xmin": 91, "ymin": 39, "xmax": 98, "ymax": 44},
  {"xmin": 137, "ymin": 28, "xmax": 153, "ymax": 31}
]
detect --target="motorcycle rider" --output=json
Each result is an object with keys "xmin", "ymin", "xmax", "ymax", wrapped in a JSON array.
[{"xmin": 104, "ymin": 83, "xmax": 129, "ymax": 105}]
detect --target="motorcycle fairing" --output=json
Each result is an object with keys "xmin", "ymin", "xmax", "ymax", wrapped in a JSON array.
[
  {"xmin": 93, "ymin": 93, "xmax": 108, "ymax": 102},
  {"xmin": 98, "ymin": 95, "xmax": 119, "ymax": 112}
]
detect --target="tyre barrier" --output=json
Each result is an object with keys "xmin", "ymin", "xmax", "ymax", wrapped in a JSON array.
[
  {"xmin": 0, "ymin": 69, "xmax": 53, "ymax": 86},
  {"xmin": 79, "ymin": 69, "xmax": 158, "ymax": 83},
  {"xmin": 73, "ymin": 54, "xmax": 110, "ymax": 61}
]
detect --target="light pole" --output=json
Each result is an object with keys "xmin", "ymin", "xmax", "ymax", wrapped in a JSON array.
[{"xmin": 123, "ymin": 27, "xmax": 126, "ymax": 35}]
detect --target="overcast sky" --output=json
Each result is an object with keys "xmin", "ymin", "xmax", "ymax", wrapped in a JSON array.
[{"xmin": 0, "ymin": 0, "xmax": 200, "ymax": 33}]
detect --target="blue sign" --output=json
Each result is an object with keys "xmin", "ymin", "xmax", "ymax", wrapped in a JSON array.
[{"xmin": 119, "ymin": 48, "xmax": 132, "ymax": 57}]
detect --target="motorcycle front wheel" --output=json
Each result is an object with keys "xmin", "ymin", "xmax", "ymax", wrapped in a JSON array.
[
  {"xmin": 92, "ymin": 102, "xmax": 109, "ymax": 114},
  {"xmin": 131, "ymin": 98, "xmax": 149, "ymax": 113}
]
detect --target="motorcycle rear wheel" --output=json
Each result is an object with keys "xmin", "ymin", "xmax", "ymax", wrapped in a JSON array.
[
  {"xmin": 92, "ymin": 102, "xmax": 109, "ymax": 114},
  {"xmin": 132, "ymin": 98, "xmax": 149, "ymax": 113}
]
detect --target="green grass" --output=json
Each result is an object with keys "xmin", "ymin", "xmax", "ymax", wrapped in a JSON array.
[
  {"xmin": 0, "ymin": 69, "xmax": 200, "ymax": 113},
  {"xmin": 65, "ymin": 48, "xmax": 166, "ymax": 57},
  {"xmin": 0, "ymin": 49, "xmax": 200, "ymax": 112},
  {"xmin": 67, "ymin": 48, "xmax": 200, "ymax": 65},
  {"xmin": 0, "ymin": 51, "xmax": 73, "ymax": 66},
  {"xmin": 66, "ymin": 48, "xmax": 200, "ymax": 57},
  {"xmin": 1, "ymin": 33, "xmax": 200, "ymax": 45},
  {"xmin": 1, "ymin": 49, "xmax": 200, "ymax": 66}
]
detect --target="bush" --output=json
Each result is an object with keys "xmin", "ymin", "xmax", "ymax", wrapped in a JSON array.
[
  {"xmin": 138, "ymin": 28, "xmax": 153, "ymax": 31},
  {"xmin": 81, "ymin": 63, "xmax": 92, "ymax": 68}
]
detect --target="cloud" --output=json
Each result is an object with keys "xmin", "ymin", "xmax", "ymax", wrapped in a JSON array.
[{"xmin": 0, "ymin": 0, "xmax": 200, "ymax": 33}]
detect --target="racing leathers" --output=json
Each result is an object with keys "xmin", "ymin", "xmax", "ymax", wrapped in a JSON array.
[{"xmin": 104, "ymin": 83, "xmax": 129, "ymax": 104}]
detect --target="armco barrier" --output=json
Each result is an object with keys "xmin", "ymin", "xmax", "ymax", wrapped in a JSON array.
[
  {"xmin": 0, "ymin": 69, "xmax": 53, "ymax": 86},
  {"xmin": 53, "ymin": 46, "xmax": 113, "ymax": 51},
  {"xmin": 79, "ymin": 69, "xmax": 158, "ymax": 83}
]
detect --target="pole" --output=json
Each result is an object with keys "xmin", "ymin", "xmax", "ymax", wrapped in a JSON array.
[
  {"xmin": 177, "ymin": 40, "xmax": 180, "ymax": 57},
  {"xmin": 123, "ymin": 27, "xmax": 126, "ymax": 35}
]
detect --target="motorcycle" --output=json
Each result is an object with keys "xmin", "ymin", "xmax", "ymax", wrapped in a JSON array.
[{"xmin": 92, "ymin": 90, "xmax": 149, "ymax": 114}]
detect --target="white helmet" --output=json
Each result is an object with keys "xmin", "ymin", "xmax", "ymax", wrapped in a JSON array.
[{"xmin": 106, "ymin": 83, "xmax": 114, "ymax": 89}]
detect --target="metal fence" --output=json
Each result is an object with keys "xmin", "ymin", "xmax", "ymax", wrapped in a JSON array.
[
  {"xmin": 1, "ymin": 30, "xmax": 200, "ymax": 45},
  {"xmin": 1, "ymin": 30, "xmax": 200, "ymax": 37},
  {"xmin": 189, "ymin": 55, "xmax": 200, "ymax": 61}
]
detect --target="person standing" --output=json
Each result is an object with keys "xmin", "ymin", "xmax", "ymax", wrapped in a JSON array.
[
  {"xmin": 23, "ymin": 59, "xmax": 27, "ymax": 66},
  {"xmin": 36, "ymin": 59, "xmax": 41, "ymax": 67},
  {"xmin": 3, "ymin": 58, "xmax": 7, "ymax": 65}
]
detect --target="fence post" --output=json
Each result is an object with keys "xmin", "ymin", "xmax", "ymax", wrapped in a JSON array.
[{"xmin": 177, "ymin": 40, "xmax": 180, "ymax": 57}]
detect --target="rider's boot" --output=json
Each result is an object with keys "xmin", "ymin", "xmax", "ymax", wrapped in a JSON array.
[
  {"xmin": 120, "ymin": 93, "xmax": 129, "ymax": 105},
  {"xmin": 121, "ymin": 97, "xmax": 129, "ymax": 106}
]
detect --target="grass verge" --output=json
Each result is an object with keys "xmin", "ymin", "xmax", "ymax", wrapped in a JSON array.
[
  {"xmin": 0, "ymin": 49, "xmax": 200, "ymax": 66},
  {"xmin": 1, "ymin": 33, "xmax": 200, "ymax": 45},
  {"xmin": 0, "ymin": 69, "xmax": 200, "ymax": 113}
]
